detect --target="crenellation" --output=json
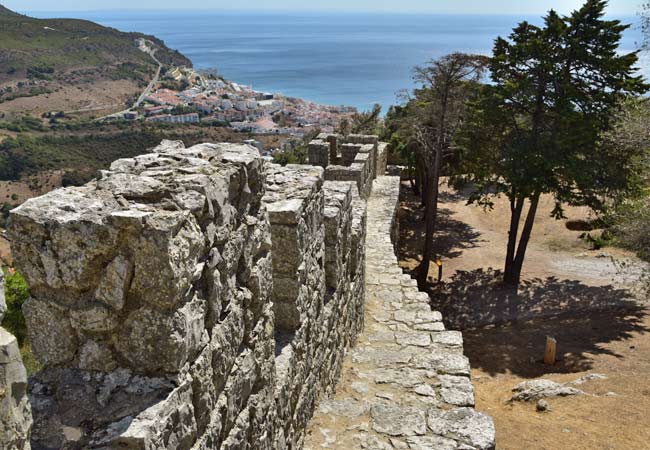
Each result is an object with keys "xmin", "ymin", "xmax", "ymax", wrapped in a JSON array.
[{"xmin": 309, "ymin": 133, "xmax": 384, "ymax": 199}]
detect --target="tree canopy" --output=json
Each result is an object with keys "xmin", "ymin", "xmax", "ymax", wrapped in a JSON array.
[{"xmin": 458, "ymin": 0, "xmax": 647, "ymax": 285}]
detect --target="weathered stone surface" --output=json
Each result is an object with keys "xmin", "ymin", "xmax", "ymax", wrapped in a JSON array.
[
  {"xmin": 371, "ymin": 404, "xmax": 427, "ymax": 437},
  {"xmin": 0, "ymin": 328, "xmax": 32, "ymax": 450},
  {"xmin": 0, "ymin": 271, "xmax": 5, "ymax": 321},
  {"xmin": 308, "ymin": 133, "xmax": 386, "ymax": 199},
  {"xmin": 23, "ymin": 298, "xmax": 77, "ymax": 366},
  {"xmin": 406, "ymin": 435, "xmax": 464, "ymax": 450},
  {"xmin": 413, "ymin": 352, "xmax": 471, "ymax": 376},
  {"xmin": 319, "ymin": 398, "xmax": 368, "ymax": 418},
  {"xmin": 9, "ymin": 142, "xmax": 284, "ymax": 449},
  {"xmin": 0, "ymin": 276, "xmax": 31, "ymax": 450},
  {"xmin": 570, "ymin": 373, "xmax": 607, "ymax": 385},
  {"xmin": 427, "ymin": 408, "xmax": 496, "ymax": 450},
  {"xmin": 439, "ymin": 375, "xmax": 475, "ymax": 407},
  {"xmin": 511, "ymin": 379, "xmax": 584, "ymax": 402}
]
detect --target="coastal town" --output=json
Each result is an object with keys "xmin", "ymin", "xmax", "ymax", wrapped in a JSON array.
[{"xmin": 106, "ymin": 65, "xmax": 358, "ymax": 138}]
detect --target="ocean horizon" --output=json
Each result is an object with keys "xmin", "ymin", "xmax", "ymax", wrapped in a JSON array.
[{"xmin": 27, "ymin": 10, "xmax": 648, "ymax": 111}]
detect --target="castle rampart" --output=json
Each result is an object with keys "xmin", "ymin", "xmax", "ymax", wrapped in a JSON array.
[{"xmin": 1, "ymin": 136, "xmax": 494, "ymax": 450}]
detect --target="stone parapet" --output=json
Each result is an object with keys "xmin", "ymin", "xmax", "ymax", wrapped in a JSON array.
[
  {"xmin": 263, "ymin": 163, "xmax": 325, "ymax": 332},
  {"xmin": 6, "ymin": 140, "xmax": 373, "ymax": 450},
  {"xmin": 308, "ymin": 134, "xmax": 388, "ymax": 199},
  {"xmin": 10, "ymin": 141, "xmax": 276, "ymax": 449},
  {"xmin": 262, "ymin": 165, "xmax": 368, "ymax": 448}
]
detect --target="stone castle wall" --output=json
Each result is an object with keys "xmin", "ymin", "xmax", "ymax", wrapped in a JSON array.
[
  {"xmin": 308, "ymin": 133, "xmax": 388, "ymax": 200},
  {"xmin": 2, "ymin": 136, "xmax": 495, "ymax": 450},
  {"xmin": 5, "ymin": 139, "xmax": 380, "ymax": 449}
]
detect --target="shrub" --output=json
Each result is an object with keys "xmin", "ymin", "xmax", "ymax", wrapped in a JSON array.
[{"xmin": 2, "ymin": 269, "xmax": 29, "ymax": 346}]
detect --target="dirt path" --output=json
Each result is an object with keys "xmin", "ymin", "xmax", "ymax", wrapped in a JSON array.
[{"xmin": 397, "ymin": 182, "xmax": 650, "ymax": 450}]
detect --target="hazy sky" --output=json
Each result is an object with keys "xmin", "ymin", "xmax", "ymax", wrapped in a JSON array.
[{"xmin": 3, "ymin": 0, "xmax": 643, "ymax": 15}]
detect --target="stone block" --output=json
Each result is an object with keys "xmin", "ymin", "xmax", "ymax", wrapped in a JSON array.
[{"xmin": 0, "ymin": 328, "xmax": 32, "ymax": 450}]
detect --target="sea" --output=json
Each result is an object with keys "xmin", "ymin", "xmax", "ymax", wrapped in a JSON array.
[{"xmin": 27, "ymin": 10, "xmax": 649, "ymax": 112}]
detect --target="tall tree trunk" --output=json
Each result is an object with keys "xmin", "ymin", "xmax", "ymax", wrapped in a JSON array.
[
  {"xmin": 417, "ymin": 149, "xmax": 442, "ymax": 290},
  {"xmin": 503, "ymin": 194, "xmax": 540, "ymax": 286},
  {"xmin": 504, "ymin": 195, "xmax": 524, "ymax": 278},
  {"xmin": 417, "ymin": 162, "xmax": 426, "ymax": 206},
  {"xmin": 420, "ymin": 168, "xmax": 429, "ymax": 211}
]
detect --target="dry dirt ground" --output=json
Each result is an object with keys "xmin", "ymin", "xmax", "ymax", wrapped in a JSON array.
[
  {"xmin": 397, "ymin": 181, "xmax": 650, "ymax": 450},
  {"xmin": 0, "ymin": 79, "xmax": 141, "ymax": 119}
]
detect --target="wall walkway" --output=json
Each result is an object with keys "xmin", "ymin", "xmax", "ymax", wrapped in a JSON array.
[{"xmin": 303, "ymin": 176, "xmax": 496, "ymax": 450}]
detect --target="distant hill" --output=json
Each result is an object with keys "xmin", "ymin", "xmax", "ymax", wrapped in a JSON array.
[
  {"xmin": 0, "ymin": 5, "xmax": 192, "ymax": 83},
  {"xmin": 0, "ymin": 5, "xmax": 22, "ymax": 17}
]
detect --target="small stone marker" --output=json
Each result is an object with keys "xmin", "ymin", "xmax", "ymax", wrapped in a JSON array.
[
  {"xmin": 536, "ymin": 399, "xmax": 550, "ymax": 412},
  {"xmin": 544, "ymin": 337, "xmax": 557, "ymax": 365}
]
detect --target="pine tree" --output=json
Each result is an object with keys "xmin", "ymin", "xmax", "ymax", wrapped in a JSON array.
[{"xmin": 459, "ymin": 0, "xmax": 647, "ymax": 285}]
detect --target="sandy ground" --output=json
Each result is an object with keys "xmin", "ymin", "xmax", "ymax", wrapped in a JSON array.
[{"xmin": 397, "ymin": 181, "xmax": 650, "ymax": 450}]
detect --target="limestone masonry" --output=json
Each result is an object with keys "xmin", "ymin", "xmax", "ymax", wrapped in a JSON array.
[
  {"xmin": 1, "ymin": 135, "xmax": 494, "ymax": 449},
  {"xmin": 1, "ymin": 271, "xmax": 33, "ymax": 449}
]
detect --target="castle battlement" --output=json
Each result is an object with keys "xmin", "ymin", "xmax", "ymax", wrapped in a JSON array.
[{"xmin": 1, "ymin": 137, "xmax": 494, "ymax": 450}]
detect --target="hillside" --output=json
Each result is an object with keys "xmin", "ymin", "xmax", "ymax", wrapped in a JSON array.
[
  {"xmin": 0, "ymin": 5, "xmax": 191, "ymax": 117},
  {"xmin": 0, "ymin": 5, "xmax": 190, "ymax": 81}
]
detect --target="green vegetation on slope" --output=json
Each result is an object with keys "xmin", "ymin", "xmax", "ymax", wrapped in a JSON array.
[
  {"xmin": 0, "ymin": 122, "xmax": 247, "ymax": 182},
  {"xmin": 0, "ymin": 5, "xmax": 191, "ymax": 83},
  {"xmin": 1, "ymin": 269, "xmax": 40, "ymax": 374},
  {"xmin": 0, "ymin": 127, "xmax": 174, "ymax": 181}
]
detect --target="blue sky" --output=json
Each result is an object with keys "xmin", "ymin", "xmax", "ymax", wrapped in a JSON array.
[{"xmin": 3, "ymin": 0, "xmax": 643, "ymax": 15}]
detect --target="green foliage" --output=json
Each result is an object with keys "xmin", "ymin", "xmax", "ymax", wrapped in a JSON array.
[
  {"xmin": 460, "ymin": 1, "xmax": 647, "ymax": 213},
  {"xmin": 383, "ymin": 53, "xmax": 486, "ymax": 181},
  {"xmin": 272, "ymin": 112, "xmax": 291, "ymax": 127},
  {"xmin": 273, "ymin": 146, "xmax": 307, "ymax": 165},
  {"xmin": 159, "ymin": 79, "xmax": 190, "ymax": 92},
  {"xmin": 107, "ymin": 62, "xmax": 153, "ymax": 82},
  {"xmin": 457, "ymin": 0, "xmax": 647, "ymax": 284},
  {"xmin": 0, "ymin": 127, "xmax": 173, "ymax": 180},
  {"xmin": 273, "ymin": 129, "xmax": 320, "ymax": 166},
  {"xmin": 337, "ymin": 104, "xmax": 383, "ymax": 136},
  {"xmin": 2, "ymin": 270, "xmax": 29, "ymax": 346},
  {"xmin": 61, "ymin": 169, "xmax": 94, "ymax": 187},
  {"xmin": 0, "ymin": 202, "xmax": 13, "ymax": 229},
  {"xmin": 0, "ymin": 86, "xmax": 51, "ymax": 103},
  {"xmin": 172, "ymin": 104, "xmax": 198, "ymax": 116},
  {"xmin": 0, "ymin": 115, "xmax": 45, "ymax": 132},
  {"xmin": 26, "ymin": 65, "xmax": 54, "ymax": 80},
  {"xmin": 585, "ymin": 95, "xmax": 650, "ymax": 260},
  {"xmin": 580, "ymin": 231, "xmax": 612, "ymax": 250}
]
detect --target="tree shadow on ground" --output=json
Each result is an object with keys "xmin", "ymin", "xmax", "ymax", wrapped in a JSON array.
[
  {"xmin": 431, "ymin": 268, "xmax": 649, "ymax": 377},
  {"xmin": 398, "ymin": 183, "xmax": 482, "ymax": 263}
]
